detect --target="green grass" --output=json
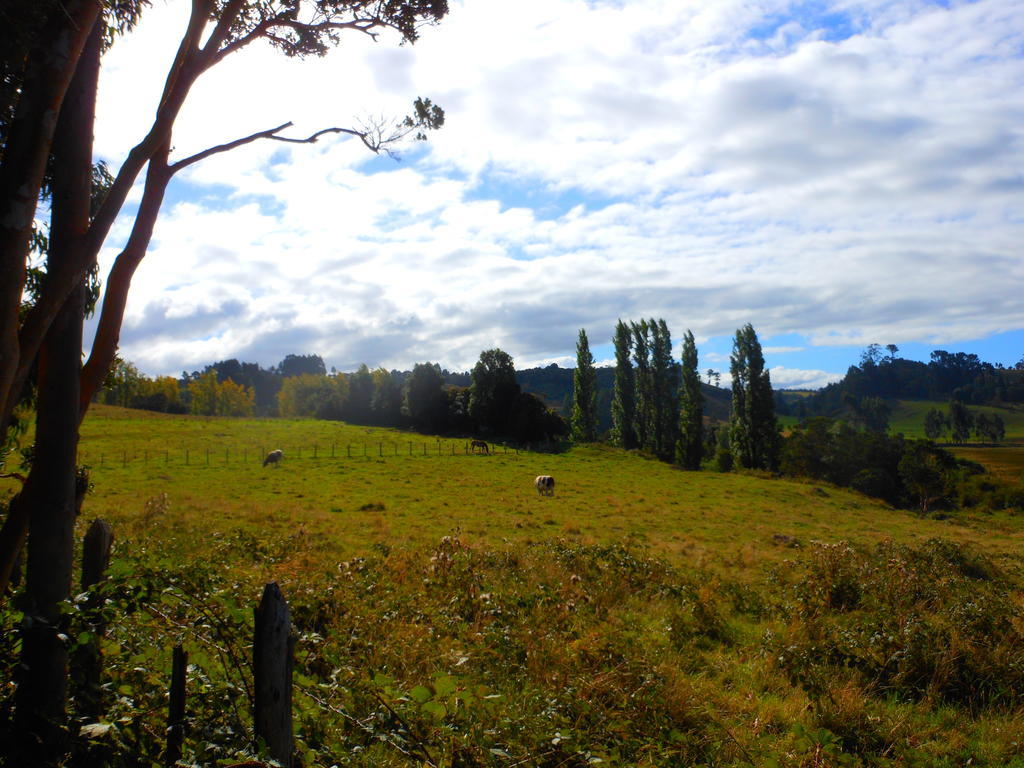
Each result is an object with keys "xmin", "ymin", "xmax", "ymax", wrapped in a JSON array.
[
  {"xmin": 889, "ymin": 399, "xmax": 1024, "ymax": 441},
  {"xmin": 3, "ymin": 405, "xmax": 1024, "ymax": 766},
  {"xmin": 8, "ymin": 406, "xmax": 1012, "ymax": 574}
]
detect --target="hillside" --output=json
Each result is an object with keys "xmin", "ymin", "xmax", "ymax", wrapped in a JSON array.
[{"xmin": 3, "ymin": 406, "xmax": 1023, "ymax": 766}]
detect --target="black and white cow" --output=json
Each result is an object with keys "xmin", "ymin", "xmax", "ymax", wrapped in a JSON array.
[
  {"xmin": 263, "ymin": 449, "xmax": 284, "ymax": 467},
  {"xmin": 534, "ymin": 475, "xmax": 555, "ymax": 496}
]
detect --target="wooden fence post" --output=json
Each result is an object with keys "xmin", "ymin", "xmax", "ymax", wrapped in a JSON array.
[
  {"xmin": 81, "ymin": 519, "xmax": 113, "ymax": 591},
  {"xmin": 76, "ymin": 519, "xmax": 114, "ymax": 719},
  {"xmin": 164, "ymin": 644, "xmax": 187, "ymax": 766},
  {"xmin": 254, "ymin": 582, "xmax": 294, "ymax": 767}
]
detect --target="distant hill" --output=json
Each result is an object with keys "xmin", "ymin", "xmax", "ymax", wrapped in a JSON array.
[{"xmin": 788, "ymin": 350, "xmax": 1024, "ymax": 419}]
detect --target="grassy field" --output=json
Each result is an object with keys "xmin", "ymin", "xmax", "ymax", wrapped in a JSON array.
[
  {"xmin": 2, "ymin": 405, "xmax": 1023, "ymax": 766},
  {"xmin": 889, "ymin": 399, "xmax": 1024, "ymax": 441},
  {"xmin": 15, "ymin": 406, "xmax": 1016, "ymax": 573}
]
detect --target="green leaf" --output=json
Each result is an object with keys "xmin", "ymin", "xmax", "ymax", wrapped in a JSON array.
[
  {"xmin": 421, "ymin": 701, "xmax": 447, "ymax": 719},
  {"xmin": 433, "ymin": 675, "xmax": 456, "ymax": 697},
  {"xmin": 410, "ymin": 685, "xmax": 433, "ymax": 703}
]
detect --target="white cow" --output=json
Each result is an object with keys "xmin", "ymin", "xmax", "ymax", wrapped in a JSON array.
[
  {"xmin": 535, "ymin": 475, "xmax": 555, "ymax": 496},
  {"xmin": 263, "ymin": 449, "xmax": 284, "ymax": 467}
]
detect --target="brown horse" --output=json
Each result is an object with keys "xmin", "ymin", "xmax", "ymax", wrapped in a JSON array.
[{"xmin": 470, "ymin": 439, "xmax": 489, "ymax": 454}]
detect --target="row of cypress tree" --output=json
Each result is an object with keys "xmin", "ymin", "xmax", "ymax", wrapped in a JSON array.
[{"xmin": 572, "ymin": 321, "xmax": 779, "ymax": 472}]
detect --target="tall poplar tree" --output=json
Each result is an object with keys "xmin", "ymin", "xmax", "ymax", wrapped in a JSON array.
[
  {"xmin": 631, "ymin": 319, "xmax": 653, "ymax": 451},
  {"xmin": 729, "ymin": 324, "xmax": 779, "ymax": 470},
  {"xmin": 650, "ymin": 319, "xmax": 678, "ymax": 460},
  {"xmin": 676, "ymin": 329, "xmax": 703, "ymax": 469},
  {"xmin": 571, "ymin": 328, "xmax": 598, "ymax": 442},
  {"xmin": 610, "ymin": 319, "xmax": 637, "ymax": 449}
]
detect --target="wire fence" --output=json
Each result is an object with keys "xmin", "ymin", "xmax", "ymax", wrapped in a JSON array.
[{"xmin": 78, "ymin": 440, "xmax": 525, "ymax": 468}]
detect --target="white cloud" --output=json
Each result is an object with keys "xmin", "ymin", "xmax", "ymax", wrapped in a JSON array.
[
  {"xmin": 770, "ymin": 366, "xmax": 845, "ymax": 390},
  {"xmin": 86, "ymin": 0, "xmax": 1024, "ymax": 379}
]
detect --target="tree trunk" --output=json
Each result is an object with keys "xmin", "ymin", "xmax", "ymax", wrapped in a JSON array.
[
  {"xmin": 14, "ymin": 20, "xmax": 99, "ymax": 759},
  {"xmin": 0, "ymin": 0, "xmax": 101, "ymax": 436},
  {"xmin": 1, "ymin": 0, "xmax": 215, "ymax": 438},
  {"xmin": 80, "ymin": 146, "xmax": 172, "ymax": 412}
]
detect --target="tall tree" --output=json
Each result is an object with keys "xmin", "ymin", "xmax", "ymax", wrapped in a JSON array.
[
  {"xmin": 650, "ymin": 318, "xmax": 678, "ymax": 460},
  {"xmin": 371, "ymin": 367, "xmax": 404, "ymax": 427},
  {"xmin": 631, "ymin": 320, "xmax": 652, "ymax": 451},
  {"xmin": 0, "ymin": 2, "xmax": 449, "ymax": 754},
  {"xmin": 404, "ymin": 362, "xmax": 447, "ymax": 433},
  {"xmin": 11, "ymin": 20, "xmax": 102, "ymax": 755},
  {"xmin": 923, "ymin": 407, "xmax": 947, "ymax": 441},
  {"xmin": 571, "ymin": 329, "xmax": 598, "ymax": 442},
  {"xmin": 948, "ymin": 399, "xmax": 973, "ymax": 444},
  {"xmin": 610, "ymin": 319, "xmax": 637, "ymax": 449},
  {"xmin": 469, "ymin": 348, "xmax": 520, "ymax": 435},
  {"xmin": 344, "ymin": 363, "xmax": 375, "ymax": 424},
  {"xmin": 729, "ymin": 324, "xmax": 779, "ymax": 471},
  {"xmin": 676, "ymin": 330, "xmax": 703, "ymax": 469}
]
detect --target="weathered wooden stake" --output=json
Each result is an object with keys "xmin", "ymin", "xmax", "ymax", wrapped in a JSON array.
[
  {"xmin": 77, "ymin": 519, "xmax": 114, "ymax": 719},
  {"xmin": 81, "ymin": 519, "xmax": 113, "ymax": 591},
  {"xmin": 254, "ymin": 582, "xmax": 295, "ymax": 767},
  {"xmin": 164, "ymin": 644, "xmax": 187, "ymax": 766}
]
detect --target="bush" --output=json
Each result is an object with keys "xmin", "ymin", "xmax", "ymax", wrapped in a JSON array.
[
  {"xmin": 773, "ymin": 539, "xmax": 1023, "ymax": 710},
  {"xmin": 714, "ymin": 448, "xmax": 733, "ymax": 472}
]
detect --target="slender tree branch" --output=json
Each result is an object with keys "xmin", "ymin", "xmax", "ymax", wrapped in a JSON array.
[{"xmin": 168, "ymin": 122, "xmax": 293, "ymax": 172}]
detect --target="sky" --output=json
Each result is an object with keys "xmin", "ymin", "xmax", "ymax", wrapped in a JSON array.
[{"xmin": 86, "ymin": 0, "xmax": 1024, "ymax": 389}]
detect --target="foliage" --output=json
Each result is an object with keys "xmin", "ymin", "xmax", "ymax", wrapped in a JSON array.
[
  {"xmin": 773, "ymin": 539, "xmax": 1024, "ymax": 712},
  {"xmin": 609, "ymin": 319, "xmax": 638, "ymax": 449},
  {"xmin": 469, "ymin": 349, "xmax": 520, "ymax": 436},
  {"xmin": 188, "ymin": 370, "xmax": 256, "ymax": 417},
  {"xmin": 779, "ymin": 419, "xmax": 1011, "ymax": 514},
  {"xmin": 730, "ymin": 324, "xmax": 780, "ymax": 471},
  {"xmin": 404, "ymin": 362, "xmax": 448, "ymax": 433},
  {"xmin": 795, "ymin": 347, "xmax": 1024, "ymax": 420},
  {"xmin": 676, "ymin": 329, "xmax": 703, "ymax": 470},
  {"xmin": 570, "ymin": 329, "xmax": 598, "ymax": 443},
  {"xmin": 277, "ymin": 373, "xmax": 348, "ymax": 419},
  {"xmin": 343, "ymin": 364, "xmax": 375, "ymax": 424}
]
